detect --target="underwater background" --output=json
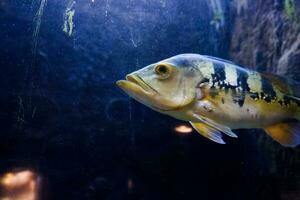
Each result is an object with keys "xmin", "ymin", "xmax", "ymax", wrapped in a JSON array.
[{"xmin": 0, "ymin": 0, "xmax": 299, "ymax": 199}]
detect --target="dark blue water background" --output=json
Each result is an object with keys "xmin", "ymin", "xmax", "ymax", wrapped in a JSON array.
[{"xmin": 0, "ymin": 0, "xmax": 298, "ymax": 199}]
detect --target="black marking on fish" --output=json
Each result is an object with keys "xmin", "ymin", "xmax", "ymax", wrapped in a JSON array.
[
  {"xmin": 230, "ymin": 69, "xmax": 249, "ymax": 107},
  {"xmin": 232, "ymin": 94, "xmax": 245, "ymax": 107},
  {"xmin": 203, "ymin": 105, "xmax": 213, "ymax": 112},
  {"xmin": 282, "ymin": 95, "xmax": 291, "ymax": 106},
  {"xmin": 250, "ymin": 92, "xmax": 259, "ymax": 100},
  {"xmin": 221, "ymin": 98, "xmax": 225, "ymax": 104},
  {"xmin": 224, "ymin": 84, "xmax": 237, "ymax": 94},
  {"xmin": 211, "ymin": 61, "xmax": 226, "ymax": 89},
  {"xmin": 277, "ymin": 95, "xmax": 300, "ymax": 107},
  {"xmin": 209, "ymin": 61, "xmax": 248, "ymax": 106},
  {"xmin": 261, "ymin": 77, "xmax": 277, "ymax": 102},
  {"xmin": 236, "ymin": 69, "xmax": 250, "ymax": 92},
  {"xmin": 230, "ymin": 89, "xmax": 245, "ymax": 107},
  {"xmin": 293, "ymin": 98, "xmax": 300, "ymax": 107},
  {"xmin": 210, "ymin": 61, "xmax": 238, "ymax": 95},
  {"xmin": 209, "ymin": 62, "xmax": 259, "ymax": 108},
  {"xmin": 264, "ymin": 95, "xmax": 272, "ymax": 103},
  {"xmin": 197, "ymin": 78, "xmax": 210, "ymax": 87}
]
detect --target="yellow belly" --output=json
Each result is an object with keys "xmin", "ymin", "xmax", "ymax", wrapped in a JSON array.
[{"xmin": 193, "ymin": 90, "xmax": 297, "ymax": 129}]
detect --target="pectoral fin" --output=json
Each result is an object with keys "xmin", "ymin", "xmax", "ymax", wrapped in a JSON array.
[
  {"xmin": 192, "ymin": 113, "xmax": 237, "ymax": 138},
  {"xmin": 190, "ymin": 122, "xmax": 225, "ymax": 144},
  {"xmin": 264, "ymin": 122, "xmax": 300, "ymax": 147}
]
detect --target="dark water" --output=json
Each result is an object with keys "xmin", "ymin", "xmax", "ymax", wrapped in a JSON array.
[{"xmin": 0, "ymin": 0, "xmax": 299, "ymax": 199}]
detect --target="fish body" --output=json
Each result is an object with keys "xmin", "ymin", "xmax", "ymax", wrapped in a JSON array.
[{"xmin": 117, "ymin": 54, "xmax": 300, "ymax": 147}]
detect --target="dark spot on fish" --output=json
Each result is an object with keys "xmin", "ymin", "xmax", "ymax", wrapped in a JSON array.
[
  {"xmin": 236, "ymin": 70, "xmax": 250, "ymax": 92},
  {"xmin": 224, "ymin": 84, "xmax": 237, "ymax": 94},
  {"xmin": 261, "ymin": 76, "xmax": 277, "ymax": 102},
  {"xmin": 264, "ymin": 95, "xmax": 272, "ymax": 103},
  {"xmin": 246, "ymin": 108, "xmax": 250, "ymax": 112},
  {"xmin": 277, "ymin": 95, "xmax": 300, "ymax": 107},
  {"xmin": 228, "ymin": 84, "xmax": 245, "ymax": 107},
  {"xmin": 197, "ymin": 78, "xmax": 209, "ymax": 87},
  {"xmin": 250, "ymin": 92, "xmax": 259, "ymax": 100},
  {"xmin": 295, "ymin": 99, "xmax": 300, "ymax": 107},
  {"xmin": 282, "ymin": 95, "xmax": 291, "ymax": 106},
  {"xmin": 203, "ymin": 105, "xmax": 213, "ymax": 112},
  {"xmin": 212, "ymin": 61, "xmax": 226, "ymax": 83},
  {"xmin": 202, "ymin": 77, "xmax": 210, "ymax": 83},
  {"xmin": 232, "ymin": 93, "xmax": 245, "ymax": 107},
  {"xmin": 238, "ymin": 99, "xmax": 245, "ymax": 107},
  {"xmin": 236, "ymin": 98, "xmax": 245, "ymax": 107},
  {"xmin": 211, "ymin": 62, "xmax": 226, "ymax": 89},
  {"xmin": 228, "ymin": 69, "xmax": 250, "ymax": 107},
  {"xmin": 289, "ymin": 96, "xmax": 300, "ymax": 107}
]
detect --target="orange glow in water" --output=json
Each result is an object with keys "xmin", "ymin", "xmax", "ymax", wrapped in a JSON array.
[
  {"xmin": 0, "ymin": 170, "xmax": 40, "ymax": 200},
  {"xmin": 127, "ymin": 178, "xmax": 133, "ymax": 190},
  {"xmin": 174, "ymin": 125, "xmax": 193, "ymax": 134}
]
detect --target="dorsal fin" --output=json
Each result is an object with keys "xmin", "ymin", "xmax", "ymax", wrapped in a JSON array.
[
  {"xmin": 288, "ymin": 80, "xmax": 300, "ymax": 97},
  {"xmin": 260, "ymin": 72, "xmax": 293, "ymax": 95}
]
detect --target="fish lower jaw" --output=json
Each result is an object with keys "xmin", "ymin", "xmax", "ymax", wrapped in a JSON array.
[{"xmin": 116, "ymin": 80, "xmax": 170, "ymax": 111}]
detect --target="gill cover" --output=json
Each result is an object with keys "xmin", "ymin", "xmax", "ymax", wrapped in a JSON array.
[{"xmin": 129, "ymin": 61, "xmax": 201, "ymax": 111}]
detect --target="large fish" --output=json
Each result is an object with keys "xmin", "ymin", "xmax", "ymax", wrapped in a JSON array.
[{"xmin": 116, "ymin": 54, "xmax": 300, "ymax": 147}]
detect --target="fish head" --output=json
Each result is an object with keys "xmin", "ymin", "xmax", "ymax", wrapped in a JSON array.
[{"xmin": 116, "ymin": 54, "xmax": 204, "ymax": 112}]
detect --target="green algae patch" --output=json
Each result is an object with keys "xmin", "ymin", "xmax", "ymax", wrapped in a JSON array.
[
  {"xmin": 284, "ymin": 0, "xmax": 298, "ymax": 21},
  {"xmin": 63, "ymin": 9, "xmax": 75, "ymax": 36}
]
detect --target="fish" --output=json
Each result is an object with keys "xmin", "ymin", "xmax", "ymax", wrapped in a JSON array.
[{"xmin": 116, "ymin": 54, "xmax": 300, "ymax": 147}]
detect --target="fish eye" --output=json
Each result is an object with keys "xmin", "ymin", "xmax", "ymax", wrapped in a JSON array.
[
  {"xmin": 156, "ymin": 65, "xmax": 168, "ymax": 74},
  {"xmin": 155, "ymin": 64, "xmax": 172, "ymax": 79}
]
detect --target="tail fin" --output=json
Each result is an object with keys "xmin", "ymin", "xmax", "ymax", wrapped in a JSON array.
[{"xmin": 264, "ymin": 122, "xmax": 300, "ymax": 147}]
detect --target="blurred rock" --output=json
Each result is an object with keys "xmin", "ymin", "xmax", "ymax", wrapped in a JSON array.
[
  {"xmin": 230, "ymin": 0, "xmax": 300, "ymax": 79},
  {"xmin": 229, "ymin": 0, "xmax": 300, "ymax": 194}
]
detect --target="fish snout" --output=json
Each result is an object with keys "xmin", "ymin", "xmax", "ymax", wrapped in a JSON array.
[
  {"xmin": 115, "ymin": 73, "xmax": 134, "ymax": 87},
  {"xmin": 125, "ymin": 73, "xmax": 140, "ymax": 84}
]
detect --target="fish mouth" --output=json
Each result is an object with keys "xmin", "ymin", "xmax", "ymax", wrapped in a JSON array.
[
  {"xmin": 116, "ymin": 74, "xmax": 156, "ymax": 98},
  {"xmin": 116, "ymin": 74, "xmax": 188, "ymax": 112},
  {"xmin": 116, "ymin": 74, "xmax": 173, "ymax": 111},
  {"xmin": 125, "ymin": 74, "xmax": 157, "ymax": 93}
]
